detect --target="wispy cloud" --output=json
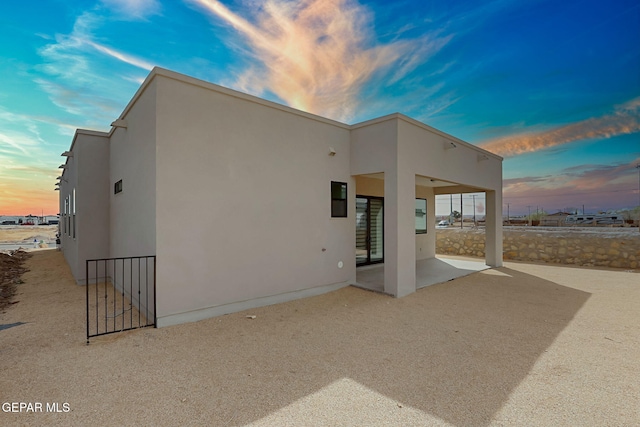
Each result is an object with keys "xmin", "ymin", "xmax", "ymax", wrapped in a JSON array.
[
  {"xmin": 0, "ymin": 132, "xmax": 31, "ymax": 156},
  {"xmin": 36, "ymin": 10, "xmax": 155, "ymax": 124},
  {"xmin": 86, "ymin": 41, "xmax": 155, "ymax": 70},
  {"xmin": 190, "ymin": 0, "xmax": 451, "ymax": 121},
  {"xmin": 480, "ymin": 97, "xmax": 640, "ymax": 157},
  {"xmin": 561, "ymin": 159, "xmax": 640, "ymax": 190},
  {"xmin": 0, "ymin": 128, "xmax": 60, "ymax": 215},
  {"xmin": 0, "ymin": 106, "xmax": 92, "ymax": 212},
  {"xmin": 503, "ymin": 158, "xmax": 640, "ymax": 212},
  {"xmin": 3, "ymin": 5, "xmax": 161, "ymax": 215},
  {"xmin": 100, "ymin": 0, "xmax": 162, "ymax": 20}
]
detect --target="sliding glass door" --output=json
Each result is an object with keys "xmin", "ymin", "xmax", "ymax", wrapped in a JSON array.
[{"xmin": 356, "ymin": 196, "xmax": 384, "ymax": 265}]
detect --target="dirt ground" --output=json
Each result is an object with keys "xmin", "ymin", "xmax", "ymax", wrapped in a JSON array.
[
  {"xmin": 1, "ymin": 250, "xmax": 638, "ymax": 426},
  {"xmin": 0, "ymin": 225, "xmax": 57, "ymax": 243},
  {"xmin": 0, "ymin": 251, "xmax": 31, "ymax": 313}
]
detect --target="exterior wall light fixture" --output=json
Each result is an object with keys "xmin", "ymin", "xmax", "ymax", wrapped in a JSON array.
[{"xmin": 444, "ymin": 141, "xmax": 457, "ymax": 149}]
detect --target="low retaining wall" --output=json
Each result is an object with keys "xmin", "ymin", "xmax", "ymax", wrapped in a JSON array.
[{"xmin": 436, "ymin": 227, "xmax": 640, "ymax": 269}]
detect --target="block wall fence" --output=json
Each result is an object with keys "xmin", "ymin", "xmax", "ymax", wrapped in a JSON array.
[{"xmin": 436, "ymin": 228, "xmax": 640, "ymax": 269}]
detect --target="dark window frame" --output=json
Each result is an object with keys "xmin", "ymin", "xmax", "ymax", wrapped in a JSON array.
[
  {"xmin": 331, "ymin": 181, "xmax": 348, "ymax": 218},
  {"xmin": 72, "ymin": 188, "xmax": 76, "ymax": 239},
  {"xmin": 415, "ymin": 198, "xmax": 427, "ymax": 234},
  {"xmin": 66, "ymin": 195, "xmax": 71, "ymax": 237}
]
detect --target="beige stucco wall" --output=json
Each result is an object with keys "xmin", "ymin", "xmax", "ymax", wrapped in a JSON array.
[
  {"xmin": 76, "ymin": 134, "xmax": 110, "ymax": 280},
  {"xmin": 350, "ymin": 119, "xmax": 397, "ymax": 176},
  {"xmin": 60, "ymin": 131, "xmax": 110, "ymax": 284},
  {"xmin": 396, "ymin": 117, "xmax": 503, "ymax": 268},
  {"xmin": 350, "ymin": 115, "xmax": 502, "ymax": 296},
  {"xmin": 154, "ymin": 74, "xmax": 354, "ymax": 326},
  {"xmin": 397, "ymin": 118, "xmax": 502, "ymax": 191},
  {"xmin": 62, "ymin": 67, "xmax": 502, "ymax": 325},
  {"xmin": 354, "ymin": 175, "xmax": 384, "ymax": 197},
  {"xmin": 109, "ymin": 81, "xmax": 157, "ymax": 259},
  {"xmin": 59, "ymin": 146, "xmax": 77, "ymax": 279},
  {"xmin": 355, "ymin": 176, "xmax": 435, "ymax": 261}
]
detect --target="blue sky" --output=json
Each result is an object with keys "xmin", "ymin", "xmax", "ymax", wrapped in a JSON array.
[{"xmin": 0, "ymin": 0, "xmax": 638, "ymax": 216}]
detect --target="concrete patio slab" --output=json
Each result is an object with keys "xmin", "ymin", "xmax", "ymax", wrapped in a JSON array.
[{"xmin": 354, "ymin": 255, "xmax": 490, "ymax": 293}]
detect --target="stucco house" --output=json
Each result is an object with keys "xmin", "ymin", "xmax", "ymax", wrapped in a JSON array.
[{"xmin": 58, "ymin": 67, "xmax": 502, "ymax": 328}]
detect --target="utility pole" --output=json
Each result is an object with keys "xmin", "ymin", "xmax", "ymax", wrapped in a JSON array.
[
  {"xmin": 507, "ymin": 203, "xmax": 510, "ymax": 226},
  {"xmin": 460, "ymin": 193, "xmax": 463, "ymax": 229},
  {"xmin": 472, "ymin": 195, "xmax": 477, "ymax": 225},
  {"xmin": 527, "ymin": 205, "xmax": 532, "ymax": 226}
]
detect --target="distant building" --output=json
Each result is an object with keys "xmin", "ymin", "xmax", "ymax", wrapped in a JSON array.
[
  {"xmin": 541, "ymin": 212, "xmax": 572, "ymax": 227},
  {"xmin": 565, "ymin": 213, "xmax": 625, "ymax": 226},
  {"xmin": 58, "ymin": 67, "xmax": 503, "ymax": 327}
]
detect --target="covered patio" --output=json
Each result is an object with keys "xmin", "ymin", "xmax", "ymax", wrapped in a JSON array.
[
  {"xmin": 353, "ymin": 255, "xmax": 490, "ymax": 294},
  {"xmin": 350, "ymin": 113, "xmax": 503, "ymax": 298}
]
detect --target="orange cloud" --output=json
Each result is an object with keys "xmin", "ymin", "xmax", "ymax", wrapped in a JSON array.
[
  {"xmin": 481, "ymin": 97, "xmax": 640, "ymax": 157},
  {"xmin": 192, "ymin": 0, "xmax": 449, "ymax": 121}
]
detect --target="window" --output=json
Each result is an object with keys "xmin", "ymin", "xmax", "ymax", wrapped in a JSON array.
[
  {"xmin": 114, "ymin": 179, "xmax": 123, "ymax": 194},
  {"xmin": 66, "ymin": 195, "xmax": 71, "ymax": 236},
  {"xmin": 331, "ymin": 181, "xmax": 347, "ymax": 218},
  {"xmin": 62, "ymin": 196, "xmax": 67, "ymax": 234},
  {"xmin": 415, "ymin": 198, "xmax": 427, "ymax": 234},
  {"xmin": 72, "ymin": 188, "xmax": 76, "ymax": 239}
]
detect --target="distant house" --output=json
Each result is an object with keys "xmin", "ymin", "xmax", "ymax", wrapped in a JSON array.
[
  {"xmin": 21, "ymin": 214, "xmax": 38, "ymax": 225},
  {"xmin": 44, "ymin": 216, "xmax": 59, "ymax": 225},
  {"xmin": 58, "ymin": 67, "xmax": 503, "ymax": 327},
  {"xmin": 541, "ymin": 212, "xmax": 572, "ymax": 227},
  {"xmin": 565, "ymin": 213, "xmax": 625, "ymax": 226}
]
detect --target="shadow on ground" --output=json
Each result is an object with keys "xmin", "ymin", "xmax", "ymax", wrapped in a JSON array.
[
  {"xmin": 1, "ymin": 251, "xmax": 592, "ymax": 426},
  {"xmin": 218, "ymin": 267, "xmax": 590, "ymax": 426}
]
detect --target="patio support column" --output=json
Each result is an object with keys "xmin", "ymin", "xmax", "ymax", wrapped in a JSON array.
[
  {"xmin": 384, "ymin": 169, "xmax": 416, "ymax": 297},
  {"xmin": 485, "ymin": 190, "xmax": 503, "ymax": 267}
]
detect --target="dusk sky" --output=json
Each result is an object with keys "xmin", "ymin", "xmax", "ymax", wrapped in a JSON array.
[{"xmin": 1, "ymin": 0, "xmax": 639, "ymax": 216}]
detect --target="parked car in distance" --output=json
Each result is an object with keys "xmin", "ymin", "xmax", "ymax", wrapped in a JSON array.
[{"xmin": 437, "ymin": 220, "xmax": 450, "ymax": 227}]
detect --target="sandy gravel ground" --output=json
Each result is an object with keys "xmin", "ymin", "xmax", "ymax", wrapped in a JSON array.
[
  {"xmin": 1, "ymin": 250, "xmax": 638, "ymax": 426},
  {"xmin": 0, "ymin": 226, "xmax": 57, "ymax": 242},
  {"xmin": 0, "ymin": 226, "xmax": 57, "ymax": 252}
]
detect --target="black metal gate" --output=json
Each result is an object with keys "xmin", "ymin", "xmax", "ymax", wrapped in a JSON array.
[{"xmin": 86, "ymin": 256, "xmax": 156, "ymax": 343}]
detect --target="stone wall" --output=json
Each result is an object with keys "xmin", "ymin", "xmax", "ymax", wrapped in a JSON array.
[{"xmin": 436, "ymin": 227, "xmax": 640, "ymax": 269}]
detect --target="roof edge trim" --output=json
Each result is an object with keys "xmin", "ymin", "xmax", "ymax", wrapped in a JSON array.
[
  {"xmin": 67, "ymin": 128, "xmax": 110, "ymax": 155},
  {"xmin": 395, "ymin": 114, "xmax": 503, "ymax": 161},
  {"xmin": 118, "ymin": 67, "xmax": 351, "ymax": 130},
  {"xmin": 351, "ymin": 113, "xmax": 503, "ymax": 161}
]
